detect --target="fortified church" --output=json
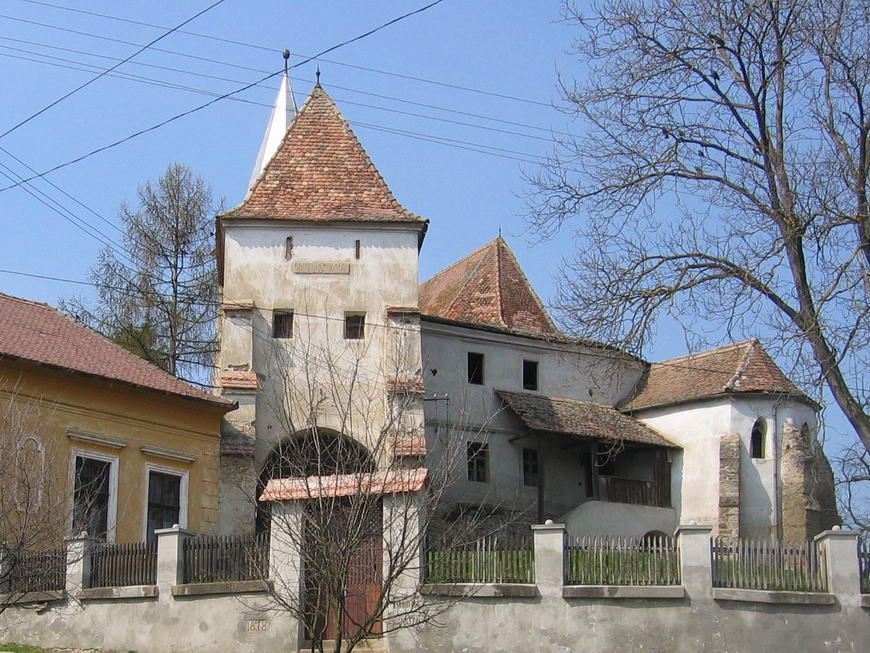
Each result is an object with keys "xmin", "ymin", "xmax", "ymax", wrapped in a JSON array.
[{"xmin": 214, "ymin": 72, "xmax": 838, "ymax": 543}]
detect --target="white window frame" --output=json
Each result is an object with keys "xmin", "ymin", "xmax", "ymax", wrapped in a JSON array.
[
  {"xmin": 142, "ymin": 462, "xmax": 189, "ymax": 540},
  {"xmin": 68, "ymin": 448, "xmax": 119, "ymax": 542}
]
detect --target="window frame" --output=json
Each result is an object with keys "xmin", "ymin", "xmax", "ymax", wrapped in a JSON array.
[
  {"xmin": 68, "ymin": 448, "xmax": 119, "ymax": 542},
  {"xmin": 466, "ymin": 441, "xmax": 489, "ymax": 483},
  {"xmin": 522, "ymin": 359, "xmax": 539, "ymax": 391},
  {"xmin": 141, "ymin": 462, "xmax": 189, "ymax": 541},
  {"xmin": 344, "ymin": 312, "xmax": 366, "ymax": 340},
  {"xmin": 467, "ymin": 352, "xmax": 485, "ymax": 385},
  {"xmin": 272, "ymin": 310, "xmax": 294, "ymax": 339}
]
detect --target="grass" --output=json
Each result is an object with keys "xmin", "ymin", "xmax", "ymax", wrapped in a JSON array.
[
  {"xmin": 565, "ymin": 549, "xmax": 680, "ymax": 586},
  {"xmin": 0, "ymin": 645, "xmax": 52, "ymax": 652},
  {"xmin": 425, "ymin": 550, "xmax": 535, "ymax": 584}
]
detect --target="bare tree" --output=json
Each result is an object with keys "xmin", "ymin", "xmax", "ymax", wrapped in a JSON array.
[
  {"xmin": 62, "ymin": 163, "xmax": 221, "ymax": 383},
  {"xmin": 244, "ymin": 310, "xmax": 513, "ymax": 653},
  {"xmin": 833, "ymin": 442, "xmax": 870, "ymax": 532},
  {"xmin": 527, "ymin": 0, "xmax": 870, "ymax": 454}
]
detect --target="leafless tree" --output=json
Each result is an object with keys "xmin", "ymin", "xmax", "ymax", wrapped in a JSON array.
[
  {"xmin": 833, "ymin": 442, "xmax": 870, "ymax": 532},
  {"xmin": 244, "ymin": 310, "xmax": 513, "ymax": 653},
  {"xmin": 527, "ymin": 0, "xmax": 870, "ymax": 455},
  {"xmin": 61, "ymin": 163, "xmax": 221, "ymax": 383}
]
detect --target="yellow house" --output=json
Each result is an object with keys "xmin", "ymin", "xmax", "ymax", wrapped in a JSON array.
[{"xmin": 0, "ymin": 292, "xmax": 235, "ymax": 543}]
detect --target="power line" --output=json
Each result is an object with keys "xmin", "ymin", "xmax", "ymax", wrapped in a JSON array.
[{"xmin": 0, "ymin": 0, "xmax": 228, "ymax": 140}]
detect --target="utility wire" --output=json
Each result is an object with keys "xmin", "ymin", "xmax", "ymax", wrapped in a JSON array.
[{"xmin": 0, "ymin": 0, "xmax": 228, "ymax": 140}]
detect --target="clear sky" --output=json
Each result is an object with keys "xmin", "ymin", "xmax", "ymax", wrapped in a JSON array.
[{"xmin": 0, "ymin": 1, "xmax": 857, "ymax": 464}]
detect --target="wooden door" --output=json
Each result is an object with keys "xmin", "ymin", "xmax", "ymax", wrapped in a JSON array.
[{"xmin": 342, "ymin": 534, "xmax": 383, "ymax": 638}]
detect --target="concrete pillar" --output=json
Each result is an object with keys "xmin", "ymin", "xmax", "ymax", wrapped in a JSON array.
[
  {"xmin": 64, "ymin": 531, "xmax": 91, "ymax": 595},
  {"xmin": 382, "ymin": 490, "xmax": 425, "ymax": 601},
  {"xmin": 814, "ymin": 528, "xmax": 861, "ymax": 607},
  {"xmin": 531, "ymin": 521, "xmax": 565, "ymax": 597},
  {"xmin": 269, "ymin": 501, "xmax": 304, "ymax": 604},
  {"xmin": 676, "ymin": 524, "xmax": 713, "ymax": 598},
  {"xmin": 155, "ymin": 524, "xmax": 194, "ymax": 598}
]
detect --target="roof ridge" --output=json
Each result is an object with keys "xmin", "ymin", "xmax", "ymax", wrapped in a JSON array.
[
  {"xmin": 441, "ymin": 240, "xmax": 502, "ymax": 325},
  {"xmin": 420, "ymin": 238, "xmax": 499, "ymax": 287},
  {"xmin": 0, "ymin": 291, "xmax": 52, "ymax": 309},
  {"xmin": 652, "ymin": 339, "xmax": 755, "ymax": 366},
  {"xmin": 494, "ymin": 237, "xmax": 506, "ymax": 327},
  {"xmin": 724, "ymin": 337, "xmax": 760, "ymax": 391},
  {"xmin": 495, "ymin": 237, "xmax": 557, "ymax": 333}
]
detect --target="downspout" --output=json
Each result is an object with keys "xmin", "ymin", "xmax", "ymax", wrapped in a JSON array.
[{"xmin": 774, "ymin": 404, "xmax": 783, "ymax": 540}]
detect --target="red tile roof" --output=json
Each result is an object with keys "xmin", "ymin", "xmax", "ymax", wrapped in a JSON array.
[
  {"xmin": 224, "ymin": 85, "xmax": 426, "ymax": 225},
  {"xmin": 622, "ymin": 339, "xmax": 812, "ymax": 411},
  {"xmin": 393, "ymin": 436, "xmax": 427, "ymax": 458},
  {"xmin": 0, "ymin": 292, "xmax": 234, "ymax": 409},
  {"xmin": 259, "ymin": 468, "xmax": 428, "ymax": 501},
  {"xmin": 419, "ymin": 237, "xmax": 558, "ymax": 336},
  {"xmin": 497, "ymin": 390, "xmax": 676, "ymax": 447},
  {"xmin": 218, "ymin": 370, "xmax": 258, "ymax": 390}
]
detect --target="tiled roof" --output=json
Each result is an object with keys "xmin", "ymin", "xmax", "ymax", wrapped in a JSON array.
[
  {"xmin": 0, "ymin": 292, "xmax": 234, "ymax": 409},
  {"xmin": 497, "ymin": 390, "xmax": 677, "ymax": 448},
  {"xmin": 393, "ymin": 436, "xmax": 427, "ymax": 458},
  {"xmin": 218, "ymin": 370, "xmax": 258, "ymax": 390},
  {"xmin": 259, "ymin": 468, "xmax": 428, "ymax": 501},
  {"xmin": 419, "ymin": 237, "xmax": 558, "ymax": 336},
  {"xmin": 224, "ymin": 85, "xmax": 426, "ymax": 224},
  {"xmin": 622, "ymin": 339, "xmax": 812, "ymax": 411}
]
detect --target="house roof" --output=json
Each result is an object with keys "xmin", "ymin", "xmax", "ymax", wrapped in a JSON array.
[
  {"xmin": 419, "ymin": 237, "xmax": 558, "ymax": 336},
  {"xmin": 259, "ymin": 468, "xmax": 428, "ymax": 501},
  {"xmin": 224, "ymin": 85, "xmax": 426, "ymax": 225},
  {"xmin": 497, "ymin": 390, "xmax": 677, "ymax": 448},
  {"xmin": 621, "ymin": 339, "xmax": 813, "ymax": 412},
  {"xmin": 0, "ymin": 292, "xmax": 234, "ymax": 410}
]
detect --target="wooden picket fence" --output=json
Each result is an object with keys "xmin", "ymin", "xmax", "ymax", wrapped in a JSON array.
[
  {"xmin": 564, "ymin": 535, "xmax": 680, "ymax": 586},
  {"xmin": 425, "ymin": 532, "xmax": 534, "ymax": 584},
  {"xmin": 6, "ymin": 548, "xmax": 66, "ymax": 593},
  {"xmin": 182, "ymin": 532, "xmax": 269, "ymax": 584},
  {"xmin": 711, "ymin": 537, "xmax": 827, "ymax": 592},
  {"xmin": 859, "ymin": 534, "xmax": 870, "ymax": 595},
  {"xmin": 88, "ymin": 541, "xmax": 157, "ymax": 588}
]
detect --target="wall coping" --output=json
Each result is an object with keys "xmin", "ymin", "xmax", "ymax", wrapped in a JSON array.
[
  {"xmin": 171, "ymin": 579, "xmax": 271, "ymax": 597},
  {"xmin": 712, "ymin": 587, "xmax": 834, "ymax": 605},
  {"xmin": 531, "ymin": 522, "xmax": 565, "ymax": 533},
  {"xmin": 813, "ymin": 529, "xmax": 861, "ymax": 541},
  {"xmin": 0, "ymin": 590, "xmax": 64, "ymax": 604},
  {"xmin": 861, "ymin": 595, "xmax": 870, "ymax": 609},
  {"xmin": 154, "ymin": 525, "xmax": 196, "ymax": 537},
  {"xmin": 675, "ymin": 524, "xmax": 714, "ymax": 534},
  {"xmin": 563, "ymin": 585, "xmax": 685, "ymax": 599},
  {"xmin": 78, "ymin": 585, "xmax": 158, "ymax": 601},
  {"xmin": 420, "ymin": 583, "xmax": 537, "ymax": 598}
]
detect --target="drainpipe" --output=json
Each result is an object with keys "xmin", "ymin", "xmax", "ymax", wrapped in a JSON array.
[{"xmin": 774, "ymin": 404, "xmax": 783, "ymax": 540}]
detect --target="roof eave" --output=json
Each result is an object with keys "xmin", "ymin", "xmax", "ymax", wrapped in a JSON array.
[{"xmin": 622, "ymin": 389, "xmax": 820, "ymax": 414}]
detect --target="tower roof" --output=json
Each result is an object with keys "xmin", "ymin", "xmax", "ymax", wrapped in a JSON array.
[
  {"xmin": 225, "ymin": 85, "xmax": 425, "ymax": 224},
  {"xmin": 246, "ymin": 72, "xmax": 297, "ymax": 198},
  {"xmin": 419, "ymin": 237, "xmax": 558, "ymax": 335}
]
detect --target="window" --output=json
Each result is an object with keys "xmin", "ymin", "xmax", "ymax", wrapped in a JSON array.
[
  {"xmin": 522, "ymin": 447, "xmax": 539, "ymax": 486},
  {"xmin": 344, "ymin": 313, "xmax": 365, "ymax": 340},
  {"xmin": 146, "ymin": 471, "xmax": 181, "ymax": 543},
  {"xmin": 72, "ymin": 456, "xmax": 113, "ymax": 540},
  {"xmin": 355, "ymin": 239, "xmax": 361, "ymax": 259},
  {"xmin": 467, "ymin": 352, "xmax": 484, "ymax": 385},
  {"xmin": 467, "ymin": 442, "xmax": 489, "ymax": 482},
  {"xmin": 751, "ymin": 418, "xmax": 766, "ymax": 459},
  {"xmin": 285, "ymin": 236, "xmax": 293, "ymax": 260},
  {"xmin": 522, "ymin": 360, "xmax": 539, "ymax": 391},
  {"xmin": 273, "ymin": 311, "xmax": 294, "ymax": 338}
]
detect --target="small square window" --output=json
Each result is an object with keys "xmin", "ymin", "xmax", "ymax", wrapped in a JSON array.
[
  {"xmin": 273, "ymin": 311, "xmax": 293, "ymax": 339},
  {"xmin": 467, "ymin": 442, "xmax": 489, "ymax": 482},
  {"xmin": 345, "ymin": 313, "xmax": 365, "ymax": 340},
  {"xmin": 467, "ymin": 352, "xmax": 484, "ymax": 385},
  {"xmin": 522, "ymin": 360, "xmax": 538, "ymax": 391},
  {"xmin": 522, "ymin": 448, "xmax": 539, "ymax": 487}
]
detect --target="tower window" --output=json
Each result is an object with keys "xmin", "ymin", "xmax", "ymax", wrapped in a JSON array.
[
  {"xmin": 273, "ymin": 311, "xmax": 293, "ymax": 339},
  {"xmin": 751, "ymin": 418, "xmax": 766, "ymax": 459},
  {"xmin": 467, "ymin": 442, "xmax": 489, "ymax": 483},
  {"xmin": 467, "ymin": 352, "xmax": 484, "ymax": 385},
  {"xmin": 522, "ymin": 447, "xmax": 539, "ymax": 486},
  {"xmin": 355, "ymin": 239, "xmax": 361, "ymax": 259},
  {"xmin": 344, "ymin": 313, "xmax": 365, "ymax": 340},
  {"xmin": 285, "ymin": 236, "xmax": 293, "ymax": 260},
  {"xmin": 522, "ymin": 360, "xmax": 538, "ymax": 391}
]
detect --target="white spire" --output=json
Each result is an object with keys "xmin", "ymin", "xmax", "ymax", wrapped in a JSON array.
[{"xmin": 246, "ymin": 66, "xmax": 297, "ymax": 197}]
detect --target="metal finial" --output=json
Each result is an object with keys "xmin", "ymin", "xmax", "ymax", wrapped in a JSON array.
[
  {"xmin": 315, "ymin": 64, "xmax": 321, "ymax": 87},
  {"xmin": 282, "ymin": 49, "xmax": 290, "ymax": 75},
  {"xmin": 498, "ymin": 226, "xmax": 502, "ymax": 238}
]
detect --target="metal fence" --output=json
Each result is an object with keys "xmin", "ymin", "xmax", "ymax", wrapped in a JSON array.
[
  {"xmin": 6, "ymin": 548, "xmax": 66, "ymax": 593},
  {"xmin": 564, "ymin": 535, "xmax": 680, "ymax": 586},
  {"xmin": 711, "ymin": 537, "xmax": 827, "ymax": 592},
  {"xmin": 182, "ymin": 533, "xmax": 269, "ymax": 584},
  {"xmin": 859, "ymin": 535, "xmax": 870, "ymax": 595},
  {"xmin": 88, "ymin": 541, "xmax": 157, "ymax": 588},
  {"xmin": 425, "ymin": 532, "xmax": 535, "ymax": 584}
]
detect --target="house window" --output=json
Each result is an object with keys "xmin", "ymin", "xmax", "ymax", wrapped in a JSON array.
[
  {"xmin": 751, "ymin": 418, "xmax": 766, "ymax": 458},
  {"xmin": 467, "ymin": 442, "xmax": 489, "ymax": 482},
  {"xmin": 344, "ymin": 313, "xmax": 365, "ymax": 340},
  {"xmin": 522, "ymin": 447, "xmax": 539, "ymax": 486},
  {"xmin": 72, "ymin": 454, "xmax": 116, "ymax": 541},
  {"xmin": 355, "ymin": 239, "xmax": 361, "ymax": 259},
  {"xmin": 273, "ymin": 311, "xmax": 294, "ymax": 338},
  {"xmin": 522, "ymin": 360, "xmax": 538, "ymax": 391},
  {"xmin": 467, "ymin": 352, "xmax": 484, "ymax": 385},
  {"xmin": 285, "ymin": 236, "xmax": 293, "ymax": 260},
  {"xmin": 146, "ymin": 471, "xmax": 181, "ymax": 543}
]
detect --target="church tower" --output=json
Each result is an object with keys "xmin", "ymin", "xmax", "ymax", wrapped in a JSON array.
[{"xmin": 215, "ymin": 80, "xmax": 428, "ymax": 534}]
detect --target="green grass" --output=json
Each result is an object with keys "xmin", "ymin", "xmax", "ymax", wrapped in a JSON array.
[
  {"xmin": 565, "ymin": 549, "xmax": 680, "ymax": 586},
  {"xmin": 0, "ymin": 644, "xmax": 52, "ymax": 653},
  {"xmin": 425, "ymin": 550, "xmax": 534, "ymax": 584},
  {"xmin": 712, "ymin": 560, "xmax": 827, "ymax": 592}
]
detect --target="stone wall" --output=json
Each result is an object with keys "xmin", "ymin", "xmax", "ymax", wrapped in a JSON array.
[{"xmin": 718, "ymin": 433, "xmax": 741, "ymax": 537}]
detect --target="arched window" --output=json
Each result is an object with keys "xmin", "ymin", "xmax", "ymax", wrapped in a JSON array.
[
  {"xmin": 801, "ymin": 422, "xmax": 811, "ymax": 445},
  {"xmin": 750, "ymin": 418, "xmax": 766, "ymax": 459}
]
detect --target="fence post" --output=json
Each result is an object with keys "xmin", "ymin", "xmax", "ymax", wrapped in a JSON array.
[
  {"xmin": 531, "ymin": 520, "xmax": 565, "ymax": 597},
  {"xmin": 675, "ymin": 524, "xmax": 713, "ymax": 598},
  {"xmin": 155, "ymin": 524, "xmax": 194, "ymax": 599},
  {"xmin": 65, "ymin": 531, "xmax": 91, "ymax": 596},
  {"xmin": 814, "ymin": 528, "xmax": 861, "ymax": 607}
]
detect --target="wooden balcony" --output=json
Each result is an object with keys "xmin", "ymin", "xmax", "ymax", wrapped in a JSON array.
[{"xmin": 597, "ymin": 475, "xmax": 670, "ymax": 508}]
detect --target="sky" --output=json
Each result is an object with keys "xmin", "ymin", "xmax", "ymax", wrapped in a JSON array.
[{"xmin": 0, "ymin": 1, "xmax": 859, "ymax": 466}]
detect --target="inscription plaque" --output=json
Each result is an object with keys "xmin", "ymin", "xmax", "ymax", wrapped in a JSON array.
[{"xmin": 293, "ymin": 261, "xmax": 351, "ymax": 275}]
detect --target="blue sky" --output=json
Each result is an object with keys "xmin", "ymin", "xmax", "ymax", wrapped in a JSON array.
[{"xmin": 0, "ymin": 1, "xmax": 858, "ymax": 463}]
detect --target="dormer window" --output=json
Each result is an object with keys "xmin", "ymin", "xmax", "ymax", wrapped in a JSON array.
[{"xmin": 751, "ymin": 418, "xmax": 766, "ymax": 458}]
